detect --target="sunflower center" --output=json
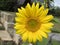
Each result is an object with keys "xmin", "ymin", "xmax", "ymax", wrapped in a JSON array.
[
  {"xmin": 28, "ymin": 19, "xmax": 38, "ymax": 28},
  {"xmin": 26, "ymin": 19, "xmax": 40, "ymax": 32}
]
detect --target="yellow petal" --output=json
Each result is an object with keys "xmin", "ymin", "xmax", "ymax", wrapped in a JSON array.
[
  {"xmin": 16, "ymin": 29, "xmax": 26, "ymax": 34},
  {"xmin": 41, "ymin": 22, "xmax": 54, "ymax": 29},
  {"xmin": 36, "ymin": 3, "xmax": 39, "ymax": 9},
  {"xmin": 18, "ymin": 8, "xmax": 22, "ymax": 13},
  {"xmin": 37, "ymin": 32, "xmax": 42, "ymax": 41},
  {"xmin": 16, "ymin": 12, "xmax": 21, "ymax": 17},
  {"xmin": 25, "ymin": 3, "xmax": 32, "ymax": 17},
  {"xmin": 21, "ymin": 7, "xmax": 28, "ymax": 17},
  {"xmin": 31, "ymin": 3, "xmax": 36, "ymax": 17},
  {"xmin": 32, "ymin": 3, "xmax": 35, "ymax": 9},
  {"xmin": 40, "ymin": 15, "xmax": 54, "ymax": 23},
  {"xmin": 16, "ymin": 12, "xmax": 26, "ymax": 18},
  {"xmin": 40, "ymin": 31, "xmax": 48, "ymax": 38},
  {"xmin": 32, "ymin": 33, "xmax": 37, "ymax": 43},
  {"xmin": 39, "ymin": 9, "xmax": 49, "ymax": 19},
  {"xmin": 26, "ymin": 3, "xmax": 31, "ymax": 8},
  {"xmin": 39, "ymin": 5, "xmax": 44, "ymax": 11},
  {"xmin": 14, "ymin": 23, "xmax": 25, "ymax": 29},
  {"xmin": 36, "ymin": 5, "xmax": 44, "ymax": 17},
  {"xmin": 15, "ymin": 17, "xmax": 26, "ymax": 24},
  {"xmin": 28, "ymin": 32, "xmax": 33, "ymax": 42},
  {"xmin": 22, "ymin": 31, "xmax": 28, "ymax": 42},
  {"xmin": 42, "ymin": 29, "xmax": 51, "ymax": 33},
  {"xmin": 18, "ymin": 7, "xmax": 28, "ymax": 17}
]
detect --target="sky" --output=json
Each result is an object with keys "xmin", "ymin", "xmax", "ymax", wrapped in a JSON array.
[{"xmin": 54, "ymin": 0, "xmax": 60, "ymax": 7}]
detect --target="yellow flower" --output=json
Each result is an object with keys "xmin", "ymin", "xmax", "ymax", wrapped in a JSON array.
[{"xmin": 14, "ymin": 3, "xmax": 54, "ymax": 43}]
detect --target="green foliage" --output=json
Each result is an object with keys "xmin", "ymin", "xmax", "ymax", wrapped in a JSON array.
[
  {"xmin": 22, "ymin": 38, "xmax": 49, "ymax": 45},
  {"xmin": 36, "ymin": 38, "xmax": 49, "ymax": 45},
  {"xmin": 53, "ymin": 17, "xmax": 60, "ymax": 23},
  {"xmin": 52, "ymin": 17, "xmax": 60, "ymax": 33},
  {"xmin": 52, "ymin": 40, "xmax": 60, "ymax": 45},
  {"xmin": 0, "ymin": 0, "xmax": 17, "ymax": 12},
  {"xmin": 0, "ymin": 26, "xmax": 5, "ymax": 30},
  {"xmin": 50, "ymin": 0, "xmax": 54, "ymax": 1},
  {"xmin": 54, "ymin": 7, "xmax": 60, "ymax": 16}
]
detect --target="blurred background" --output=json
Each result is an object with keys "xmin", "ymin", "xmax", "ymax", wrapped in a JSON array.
[{"xmin": 0, "ymin": 0, "xmax": 60, "ymax": 45}]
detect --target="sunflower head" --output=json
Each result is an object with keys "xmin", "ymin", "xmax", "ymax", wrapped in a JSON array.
[{"xmin": 14, "ymin": 2, "xmax": 54, "ymax": 43}]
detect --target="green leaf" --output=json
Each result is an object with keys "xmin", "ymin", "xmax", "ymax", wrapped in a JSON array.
[
  {"xmin": 22, "ymin": 38, "xmax": 49, "ymax": 45},
  {"xmin": 52, "ymin": 19, "xmax": 60, "ymax": 33},
  {"xmin": 34, "ymin": 0, "xmax": 36, "ymax": 2},
  {"xmin": 22, "ymin": 42, "xmax": 29, "ymax": 45},
  {"xmin": 52, "ymin": 40, "xmax": 60, "ymax": 45},
  {"xmin": 36, "ymin": 38, "xmax": 49, "ymax": 45},
  {"xmin": 52, "ymin": 28, "xmax": 60, "ymax": 33},
  {"xmin": 52, "ymin": 24, "xmax": 60, "ymax": 33},
  {"xmin": 53, "ymin": 17, "xmax": 60, "ymax": 23}
]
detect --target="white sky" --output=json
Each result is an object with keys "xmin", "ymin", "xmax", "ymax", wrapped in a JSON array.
[{"xmin": 54, "ymin": 0, "xmax": 60, "ymax": 7}]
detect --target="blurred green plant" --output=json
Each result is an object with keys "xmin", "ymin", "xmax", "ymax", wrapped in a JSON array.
[
  {"xmin": 22, "ymin": 38, "xmax": 49, "ymax": 45},
  {"xmin": 0, "ymin": 26, "xmax": 5, "ymax": 30},
  {"xmin": 52, "ymin": 40, "xmax": 60, "ymax": 45},
  {"xmin": 0, "ymin": 0, "xmax": 17, "ymax": 12}
]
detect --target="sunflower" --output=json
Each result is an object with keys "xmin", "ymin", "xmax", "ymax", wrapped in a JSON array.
[{"xmin": 14, "ymin": 3, "xmax": 54, "ymax": 43}]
